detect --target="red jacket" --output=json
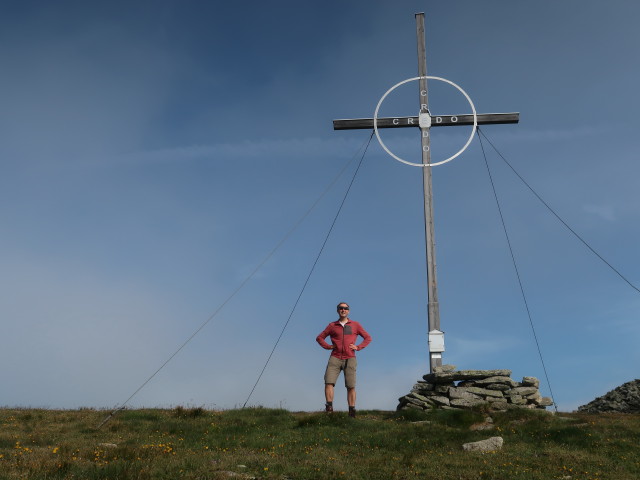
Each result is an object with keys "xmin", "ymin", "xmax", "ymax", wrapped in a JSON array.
[{"xmin": 316, "ymin": 319, "xmax": 372, "ymax": 359}]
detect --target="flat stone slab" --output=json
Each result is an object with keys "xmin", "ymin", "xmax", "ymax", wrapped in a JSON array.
[
  {"xmin": 466, "ymin": 386, "xmax": 505, "ymax": 398},
  {"xmin": 450, "ymin": 398, "xmax": 488, "ymax": 408},
  {"xmin": 522, "ymin": 376, "xmax": 540, "ymax": 388},
  {"xmin": 538, "ymin": 397, "xmax": 554, "ymax": 406},
  {"xmin": 473, "ymin": 376, "xmax": 520, "ymax": 388},
  {"xmin": 511, "ymin": 386, "xmax": 539, "ymax": 396},
  {"xmin": 412, "ymin": 383, "xmax": 434, "ymax": 392},
  {"xmin": 448, "ymin": 388, "xmax": 482, "ymax": 400},
  {"xmin": 433, "ymin": 364, "xmax": 457, "ymax": 373},
  {"xmin": 98, "ymin": 443, "xmax": 118, "ymax": 449},
  {"xmin": 405, "ymin": 396, "xmax": 433, "ymax": 408},
  {"xmin": 483, "ymin": 383, "xmax": 512, "ymax": 391},
  {"xmin": 486, "ymin": 397, "xmax": 507, "ymax": 404},
  {"xmin": 526, "ymin": 392, "xmax": 542, "ymax": 403},
  {"xmin": 463, "ymin": 436, "xmax": 504, "ymax": 452},
  {"xmin": 508, "ymin": 395, "xmax": 527, "ymax": 405},
  {"xmin": 408, "ymin": 392, "xmax": 432, "ymax": 403},
  {"xmin": 430, "ymin": 395, "xmax": 451, "ymax": 407},
  {"xmin": 424, "ymin": 369, "xmax": 512, "ymax": 383}
]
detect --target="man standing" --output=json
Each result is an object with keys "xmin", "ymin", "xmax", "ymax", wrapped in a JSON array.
[{"xmin": 316, "ymin": 302, "xmax": 371, "ymax": 417}]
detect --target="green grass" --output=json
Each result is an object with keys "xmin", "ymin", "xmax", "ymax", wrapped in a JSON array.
[{"xmin": 0, "ymin": 406, "xmax": 638, "ymax": 479}]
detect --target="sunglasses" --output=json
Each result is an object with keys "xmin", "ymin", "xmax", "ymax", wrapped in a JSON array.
[{"xmin": 337, "ymin": 306, "xmax": 350, "ymax": 311}]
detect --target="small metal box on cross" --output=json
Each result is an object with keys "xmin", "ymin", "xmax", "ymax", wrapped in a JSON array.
[{"xmin": 332, "ymin": 13, "xmax": 519, "ymax": 373}]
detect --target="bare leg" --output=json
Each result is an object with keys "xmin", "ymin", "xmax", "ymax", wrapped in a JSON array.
[
  {"xmin": 347, "ymin": 387, "xmax": 356, "ymax": 407},
  {"xmin": 325, "ymin": 384, "xmax": 335, "ymax": 403}
]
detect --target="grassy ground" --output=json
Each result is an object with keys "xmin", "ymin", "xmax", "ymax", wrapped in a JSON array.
[{"xmin": 0, "ymin": 406, "xmax": 638, "ymax": 480}]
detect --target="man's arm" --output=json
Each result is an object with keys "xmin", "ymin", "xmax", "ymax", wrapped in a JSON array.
[
  {"xmin": 355, "ymin": 323, "xmax": 372, "ymax": 351},
  {"xmin": 316, "ymin": 325, "xmax": 335, "ymax": 350}
]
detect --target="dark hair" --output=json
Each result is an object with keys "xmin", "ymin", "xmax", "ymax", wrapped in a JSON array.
[{"xmin": 336, "ymin": 302, "xmax": 350, "ymax": 310}]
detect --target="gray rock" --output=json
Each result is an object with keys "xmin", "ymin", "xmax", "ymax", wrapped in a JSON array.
[
  {"xmin": 466, "ymin": 386, "xmax": 505, "ymax": 398},
  {"xmin": 448, "ymin": 388, "xmax": 482, "ymax": 401},
  {"xmin": 430, "ymin": 396, "xmax": 451, "ymax": 407},
  {"xmin": 487, "ymin": 397, "xmax": 507, "ymax": 404},
  {"xmin": 525, "ymin": 392, "xmax": 542, "ymax": 404},
  {"xmin": 508, "ymin": 395, "xmax": 527, "ymax": 405},
  {"xmin": 474, "ymin": 376, "xmax": 520, "ymax": 388},
  {"xmin": 511, "ymin": 386, "xmax": 539, "ymax": 396},
  {"xmin": 538, "ymin": 397, "xmax": 554, "ymax": 407},
  {"xmin": 406, "ymin": 396, "xmax": 432, "ymax": 408},
  {"xmin": 412, "ymin": 382, "xmax": 434, "ymax": 392},
  {"xmin": 408, "ymin": 392, "xmax": 432, "ymax": 403},
  {"xmin": 426, "ymin": 369, "xmax": 512, "ymax": 383},
  {"xmin": 522, "ymin": 376, "xmax": 540, "ymax": 388},
  {"xmin": 577, "ymin": 379, "xmax": 640, "ymax": 413},
  {"xmin": 456, "ymin": 369, "xmax": 512, "ymax": 378},
  {"xmin": 462, "ymin": 436, "xmax": 503, "ymax": 452},
  {"xmin": 483, "ymin": 383, "xmax": 512, "ymax": 391},
  {"xmin": 433, "ymin": 364, "xmax": 457, "ymax": 373},
  {"xmin": 403, "ymin": 396, "xmax": 422, "ymax": 406},
  {"xmin": 450, "ymin": 398, "xmax": 488, "ymax": 408},
  {"xmin": 399, "ymin": 368, "xmax": 548, "ymax": 412},
  {"xmin": 435, "ymin": 384, "xmax": 453, "ymax": 394}
]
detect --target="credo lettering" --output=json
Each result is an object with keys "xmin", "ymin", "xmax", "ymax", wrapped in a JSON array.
[
  {"xmin": 391, "ymin": 118, "xmax": 418, "ymax": 126},
  {"xmin": 434, "ymin": 116, "xmax": 459, "ymax": 124}
]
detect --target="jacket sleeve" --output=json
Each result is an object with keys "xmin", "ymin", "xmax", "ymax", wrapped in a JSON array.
[
  {"xmin": 316, "ymin": 325, "xmax": 333, "ymax": 350},
  {"xmin": 356, "ymin": 323, "xmax": 372, "ymax": 350}
]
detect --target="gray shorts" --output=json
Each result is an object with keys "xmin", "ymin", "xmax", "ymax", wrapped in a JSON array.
[{"xmin": 324, "ymin": 356, "xmax": 357, "ymax": 389}]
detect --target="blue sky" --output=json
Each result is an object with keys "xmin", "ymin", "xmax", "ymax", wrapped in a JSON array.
[{"xmin": 2, "ymin": 1, "xmax": 639, "ymax": 412}]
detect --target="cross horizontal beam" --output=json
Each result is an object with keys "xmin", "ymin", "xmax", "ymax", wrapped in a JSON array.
[{"xmin": 333, "ymin": 112, "xmax": 519, "ymax": 130}]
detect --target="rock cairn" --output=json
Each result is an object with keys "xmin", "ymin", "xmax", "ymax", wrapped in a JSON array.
[
  {"xmin": 577, "ymin": 379, "xmax": 640, "ymax": 413},
  {"xmin": 397, "ymin": 365, "xmax": 553, "ymax": 412}
]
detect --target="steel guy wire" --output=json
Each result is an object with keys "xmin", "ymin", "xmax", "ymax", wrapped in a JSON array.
[
  {"xmin": 242, "ymin": 132, "xmax": 374, "ymax": 408},
  {"xmin": 477, "ymin": 128, "xmax": 559, "ymax": 412},
  {"xmin": 478, "ymin": 129, "xmax": 640, "ymax": 296},
  {"xmin": 96, "ymin": 133, "xmax": 374, "ymax": 429}
]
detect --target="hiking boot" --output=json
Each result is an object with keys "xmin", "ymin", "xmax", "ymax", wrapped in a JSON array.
[
  {"xmin": 348, "ymin": 408, "xmax": 356, "ymax": 418},
  {"xmin": 325, "ymin": 404, "xmax": 333, "ymax": 413}
]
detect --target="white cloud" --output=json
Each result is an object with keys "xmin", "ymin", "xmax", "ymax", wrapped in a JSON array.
[
  {"xmin": 583, "ymin": 204, "xmax": 616, "ymax": 222},
  {"xmin": 110, "ymin": 137, "xmax": 368, "ymax": 167}
]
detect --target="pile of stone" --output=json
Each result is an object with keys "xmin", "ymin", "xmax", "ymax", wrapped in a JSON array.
[
  {"xmin": 577, "ymin": 379, "xmax": 640, "ymax": 413},
  {"xmin": 397, "ymin": 365, "xmax": 553, "ymax": 412}
]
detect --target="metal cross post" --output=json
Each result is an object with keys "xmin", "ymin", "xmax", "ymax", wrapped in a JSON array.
[{"xmin": 333, "ymin": 13, "xmax": 519, "ymax": 373}]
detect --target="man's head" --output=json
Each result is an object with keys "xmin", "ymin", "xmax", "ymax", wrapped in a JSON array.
[{"xmin": 337, "ymin": 302, "xmax": 350, "ymax": 319}]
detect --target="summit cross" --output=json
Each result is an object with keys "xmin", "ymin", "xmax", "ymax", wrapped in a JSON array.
[{"xmin": 333, "ymin": 13, "xmax": 519, "ymax": 373}]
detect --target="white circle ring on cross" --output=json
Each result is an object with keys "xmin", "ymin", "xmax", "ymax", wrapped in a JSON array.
[{"xmin": 373, "ymin": 76, "xmax": 477, "ymax": 167}]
